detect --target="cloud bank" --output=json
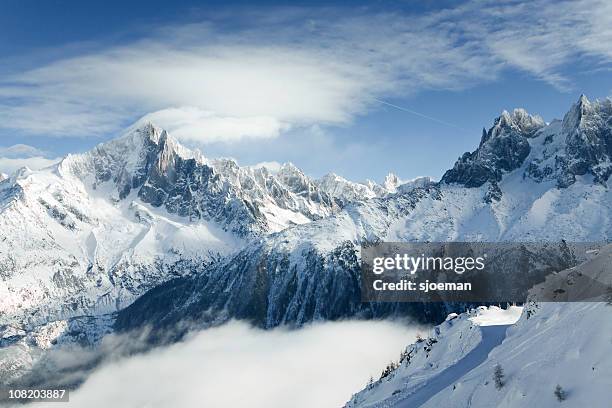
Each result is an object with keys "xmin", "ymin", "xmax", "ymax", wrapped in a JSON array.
[
  {"xmin": 1, "ymin": 0, "xmax": 611, "ymax": 143},
  {"xmin": 34, "ymin": 321, "xmax": 423, "ymax": 408},
  {"xmin": 0, "ymin": 144, "xmax": 60, "ymax": 174},
  {"xmin": 250, "ymin": 161, "xmax": 283, "ymax": 173}
]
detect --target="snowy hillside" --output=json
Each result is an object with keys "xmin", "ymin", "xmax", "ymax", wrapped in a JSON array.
[{"xmin": 345, "ymin": 246, "xmax": 612, "ymax": 407}]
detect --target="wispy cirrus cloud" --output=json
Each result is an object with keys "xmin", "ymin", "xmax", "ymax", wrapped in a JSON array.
[
  {"xmin": 470, "ymin": 0, "xmax": 612, "ymax": 89},
  {"xmin": 0, "ymin": 0, "xmax": 611, "ymax": 143}
]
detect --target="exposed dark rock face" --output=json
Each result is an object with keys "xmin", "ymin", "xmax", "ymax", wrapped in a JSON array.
[
  {"xmin": 114, "ymin": 236, "xmax": 583, "ymax": 341},
  {"xmin": 556, "ymin": 96, "xmax": 612, "ymax": 187},
  {"xmin": 445, "ymin": 96, "xmax": 612, "ymax": 190},
  {"xmin": 442, "ymin": 109, "xmax": 544, "ymax": 188},
  {"xmin": 115, "ymin": 238, "xmax": 454, "ymax": 340},
  {"xmin": 114, "ymin": 188, "xmax": 451, "ymax": 336},
  {"xmin": 85, "ymin": 126, "xmax": 264, "ymax": 236},
  {"xmin": 137, "ymin": 149, "xmax": 262, "ymax": 237},
  {"xmin": 483, "ymin": 182, "xmax": 502, "ymax": 203},
  {"xmin": 71, "ymin": 124, "xmax": 345, "ymax": 237}
]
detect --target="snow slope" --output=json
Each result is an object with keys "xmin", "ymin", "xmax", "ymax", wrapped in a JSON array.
[
  {"xmin": 348, "ymin": 301, "xmax": 612, "ymax": 408},
  {"xmin": 0, "ymin": 163, "xmax": 239, "ymax": 328},
  {"xmin": 346, "ymin": 247, "xmax": 612, "ymax": 408}
]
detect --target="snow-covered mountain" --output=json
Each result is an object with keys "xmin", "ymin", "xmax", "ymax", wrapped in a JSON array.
[
  {"xmin": 1, "ymin": 95, "xmax": 611, "ymax": 395},
  {"xmin": 316, "ymin": 173, "xmax": 383, "ymax": 203},
  {"xmin": 115, "ymin": 95, "xmax": 612, "ymax": 332},
  {"xmin": 0, "ymin": 123, "xmax": 396, "ymax": 329},
  {"xmin": 345, "ymin": 245, "xmax": 612, "ymax": 408},
  {"xmin": 442, "ymin": 96, "xmax": 612, "ymax": 190}
]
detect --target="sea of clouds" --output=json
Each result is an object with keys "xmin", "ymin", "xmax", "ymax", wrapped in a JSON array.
[{"xmin": 30, "ymin": 320, "xmax": 423, "ymax": 408}]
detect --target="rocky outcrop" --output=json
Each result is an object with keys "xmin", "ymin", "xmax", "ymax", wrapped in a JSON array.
[
  {"xmin": 442, "ymin": 109, "xmax": 544, "ymax": 187},
  {"xmin": 554, "ymin": 95, "xmax": 612, "ymax": 187}
]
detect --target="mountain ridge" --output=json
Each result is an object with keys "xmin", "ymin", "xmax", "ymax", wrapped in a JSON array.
[
  {"xmin": 1, "ymin": 95, "xmax": 611, "ymax": 387},
  {"xmin": 114, "ymin": 95, "xmax": 612, "ymax": 333},
  {"xmin": 0, "ymin": 121, "xmax": 403, "ymax": 329}
]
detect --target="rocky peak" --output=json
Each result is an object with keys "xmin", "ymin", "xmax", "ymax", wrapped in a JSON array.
[
  {"xmin": 442, "ymin": 95, "xmax": 612, "ymax": 189},
  {"xmin": 383, "ymin": 173, "xmax": 402, "ymax": 193},
  {"xmin": 556, "ymin": 95, "xmax": 612, "ymax": 186},
  {"xmin": 441, "ymin": 108, "xmax": 541, "ymax": 188},
  {"xmin": 276, "ymin": 162, "xmax": 315, "ymax": 194},
  {"xmin": 276, "ymin": 162, "xmax": 304, "ymax": 179},
  {"xmin": 562, "ymin": 94, "xmax": 592, "ymax": 133},
  {"xmin": 318, "ymin": 172, "xmax": 342, "ymax": 182},
  {"xmin": 316, "ymin": 173, "xmax": 346, "ymax": 193},
  {"xmin": 58, "ymin": 124, "xmax": 352, "ymax": 236},
  {"xmin": 60, "ymin": 122, "xmax": 207, "ymax": 198},
  {"xmin": 396, "ymin": 176, "xmax": 436, "ymax": 193},
  {"xmin": 316, "ymin": 173, "xmax": 380, "ymax": 203},
  {"xmin": 364, "ymin": 179, "xmax": 388, "ymax": 196},
  {"xmin": 493, "ymin": 108, "xmax": 545, "ymax": 139}
]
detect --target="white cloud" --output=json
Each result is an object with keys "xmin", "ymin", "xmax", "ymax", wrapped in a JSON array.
[
  {"xmin": 0, "ymin": 156, "xmax": 60, "ymax": 174},
  {"xmin": 469, "ymin": 0, "xmax": 612, "ymax": 89},
  {"xmin": 0, "ymin": 42, "xmax": 386, "ymax": 140},
  {"xmin": 0, "ymin": 144, "xmax": 49, "ymax": 158},
  {"xmin": 0, "ymin": 6, "xmax": 491, "ymax": 142},
  {"xmin": 37, "ymin": 321, "xmax": 423, "ymax": 408},
  {"xmin": 250, "ymin": 161, "xmax": 283, "ymax": 173},
  {"xmin": 1, "ymin": 0, "xmax": 611, "ymax": 142},
  {"xmin": 141, "ymin": 107, "xmax": 288, "ymax": 143},
  {"xmin": 0, "ymin": 143, "xmax": 60, "ymax": 174}
]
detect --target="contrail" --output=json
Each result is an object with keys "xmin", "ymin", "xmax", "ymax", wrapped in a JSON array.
[{"xmin": 374, "ymin": 98, "xmax": 468, "ymax": 131}]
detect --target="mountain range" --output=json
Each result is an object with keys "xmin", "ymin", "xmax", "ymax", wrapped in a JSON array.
[{"xmin": 1, "ymin": 95, "xmax": 611, "ymax": 397}]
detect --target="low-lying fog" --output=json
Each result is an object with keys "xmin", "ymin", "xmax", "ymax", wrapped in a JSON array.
[{"xmin": 36, "ymin": 320, "xmax": 424, "ymax": 408}]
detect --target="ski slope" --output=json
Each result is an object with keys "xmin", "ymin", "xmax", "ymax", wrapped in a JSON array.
[{"xmin": 395, "ymin": 325, "xmax": 510, "ymax": 407}]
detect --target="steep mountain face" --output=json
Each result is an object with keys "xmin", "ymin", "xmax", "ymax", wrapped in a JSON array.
[
  {"xmin": 0, "ymin": 146, "xmax": 237, "ymax": 328},
  {"xmin": 60, "ymin": 123, "xmax": 342, "ymax": 237},
  {"xmin": 314, "ymin": 173, "xmax": 433, "ymax": 206},
  {"xmin": 383, "ymin": 172, "xmax": 404, "ymax": 193},
  {"xmin": 115, "ymin": 96, "xmax": 612, "ymax": 334},
  {"xmin": 115, "ymin": 187, "xmax": 455, "ymax": 334},
  {"xmin": 0, "ymin": 123, "xmax": 393, "ymax": 329},
  {"xmin": 443, "ymin": 96, "xmax": 612, "ymax": 190},
  {"xmin": 441, "ymin": 108, "xmax": 545, "ymax": 188},
  {"xmin": 527, "ymin": 95, "xmax": 612, "ymax": 187}
]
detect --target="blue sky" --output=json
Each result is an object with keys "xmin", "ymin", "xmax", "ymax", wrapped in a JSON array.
[{"xmin": 1, "ymin": 0, "xmax": 612, "ymax": 182}]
